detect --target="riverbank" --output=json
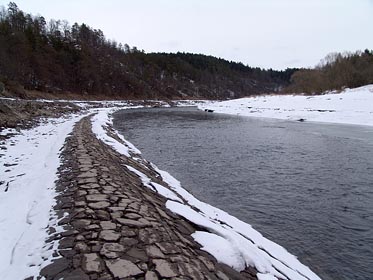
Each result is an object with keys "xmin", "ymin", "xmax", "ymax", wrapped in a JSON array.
[
  {"xmin": 198, "ymin": 85, "xmax": 373, "ymax": 127},
  {"xmin": 39, "ymin": 115, "xmax": 258, "ymax": 280},
  {"xmin": 0, "ymin": 100, "xmax": 321, "ymax": 280}
]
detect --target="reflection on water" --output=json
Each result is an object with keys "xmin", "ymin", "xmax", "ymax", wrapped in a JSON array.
[{"xmin": 113, "ymin": 107, "xmax": 373, "ymax": 280}]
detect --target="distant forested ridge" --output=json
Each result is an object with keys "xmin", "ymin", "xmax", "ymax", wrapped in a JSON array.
[{"xmin": 0, "ymin": 2, "xmax": 295, "ymax": 99}]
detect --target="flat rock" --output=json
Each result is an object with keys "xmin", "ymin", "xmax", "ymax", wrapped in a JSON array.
[
  {"xmin": 116, "ymin": 218, "xmax": 152, "ymax": 228},
  {"xmin": 99, "ymin": 230, "xmax": 121, "ymax": 241},
  {"xmin": 40, "ymin": 258, "xmax": 70, "ymax": 278},
  {"xmin": 124, "ymin": 212, "xmax": 142, "ymax": 220},
  {"xmin": 138, "ymin": 229, "xmax": 161, "ymax": 244},
  {"xmin": 108, "ymin": 206, "xmax": 125, "ymax": 212},
  {"xmin": 88, "ymin": 201, "xmax": 111, "ymax": 209},
  {"xmin": 80, "ymin": 183, "xmax": 100, "ymax": 189},
  {"xmin": 78, "ymin": 178, "xmax": 97, "ymax": 185},
  {"xmin": 155, "ymin": 207, "xmax": 171, "ymax": 220},
  {"xmin": 86, "ymin": 194, "xmax": 108, "ymax": 202},
  {"xmin": 178, "ymin": 261, "xmax": 205, "ymax": 279},
  {"xmin": 80, "ymin": 167, "xmax": 92, "ymax": 172},
  {"xmin": 170, "ymin": 255, "xmax": 190, "ymax": 263},
  {"xmin": 102, "ymin": 243, "xmax": 125, "ymax": 252},
  {"xmin": 87, "ymin": 224, "xmax": 100, "ymax": 230},
  {"xmin": 71, "ymin": 219, "xmax": 91, "ymax": 229},
  {"xmin": 100, "ymin": 221, "xmax": 116, "ymax": 230},
  {"xmin": 75, "ymin": 242, "xmax": 89, "ymax": 253},
  {"xmin": 60, "ymin": 230, "xmax": 78, "ymax": 237},
  {"xmin": 121, "ymin": 228, "xmax": 137, "ymax": 237},
  {"xmin": 216, "ymin": 271, "xmax": 230, "ymax": 280},
  {"xmin": 127, "ymin": 202, "xmax": 140, "ymax": 210},
  {"xmin": 59, "ymin": 237, "xmax": 75, "ymax": 249},
  {"xmin": 102, "ymin": 185, "xmax": 116, "ymax": 192},
  {"xmin": 96, "ymin": 210, "xmax": 111, "ymax": 220},
  {"xmin": 145, "ymin": 271, "xmax": 159, "ymax": 280},
  {"xmin": 77, "ymin": 171, "xmax": 97, "ymax": 178},
  {"xmin": 75, "ymin": 201, "xmax": 86, "ymax": 207},
  {"xmin": 110, "ymin": 212, "xmax": 122, "ymax": 219},
  {"xmin": 118, "ymin": 198, "xmax": 132, "ymax": 207},
  {"xmin": 146, "ymin": 245, "xmax": 165, "ymax": 258},
  {"xmin": 76, "ymin": 190, "xmax": 88, "ymax": 196},
  {"xmin": 126, "ymin": 247, "xmax": 147, "ymax": 261},
  {"xmin": 105, "ymin": 259, "xmax": 143, "ymax": 278},
  {"xmin": 121, "ymin": 237, "xmax": 138, "ymax": 247},
  {"xmin": 87, "ymin": 189, "xmax": 100, "ymax": 194},
  {"xmin": 75, "ymin": 234, "xmax": 85, "ymax": 241},
  {"xmin": 153, "ymin": 259, "xmax": 179, "ymax": 278},
  {"xmin": 156, "ymin": 242, "xmax": 181, "ymax": 254},
  {"xmin": 57, "ymin": 268, "xmax": 89, "ymax": 280},
  {"xmin": 81, "ymin": 253, "xmax": 103, "ymax": 273},
  {"xmin": 198, "ymin": 256, "xmax": 215, "ymax": 271},
  {"xmin": 100, "ymin": 243, "xmax": 125, "ymax": 259}
]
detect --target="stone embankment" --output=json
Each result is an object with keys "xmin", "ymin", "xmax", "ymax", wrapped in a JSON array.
[{"xmin": 38, "ymin": 116, "xmax": 257, "ymax": 280}]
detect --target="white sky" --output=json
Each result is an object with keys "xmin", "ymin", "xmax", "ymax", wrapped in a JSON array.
[{"xmin": 1, "ymin": 0, "xmax": 373, "ymax": 70}]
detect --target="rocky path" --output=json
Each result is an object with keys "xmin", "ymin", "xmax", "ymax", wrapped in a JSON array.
[{"xmin": 38, "ymin": 116, "xmax": 256, "ymax": 280}]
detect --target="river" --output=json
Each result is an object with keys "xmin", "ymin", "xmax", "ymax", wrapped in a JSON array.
[{"xmin": 113, "ymin": 106, "xmax": 373, "ymax": 280}]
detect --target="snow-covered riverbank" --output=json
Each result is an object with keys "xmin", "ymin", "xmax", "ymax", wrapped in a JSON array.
[
  {"xmin": 1, "ymin": 100, "xmax": 322, "ymax": 280},
  {"xmin": 198, "ymin": 85, "xmax": 373, "ymax": 127},
  {"xmin": 0, "ymin": 114, "xmax": 86, "ymax": 279},
  {"xmin": 94, "ymin": 108, "xmax": 321, "ymax": 280}
]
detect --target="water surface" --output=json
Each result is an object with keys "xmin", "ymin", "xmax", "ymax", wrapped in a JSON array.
[{"xmin": 113, "ymin": 107, "xmax": 373, "ymax": 280}]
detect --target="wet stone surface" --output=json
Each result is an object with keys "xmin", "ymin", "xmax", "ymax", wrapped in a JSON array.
[{"xmin": 39, "ymin": 116, "xmax": 257, "ymax": 280}]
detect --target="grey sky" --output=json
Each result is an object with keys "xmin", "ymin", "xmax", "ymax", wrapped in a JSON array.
[{"xmin": 1, "ymin": 0, "xmax": 373, "ymax": 70}]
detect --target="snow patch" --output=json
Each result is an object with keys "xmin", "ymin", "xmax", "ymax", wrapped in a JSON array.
[
  {"xmin": 125, "ymin": 165, "xmax": 182, "ymax": 203},
  {"xmin": 91, "ymin": 108, "xmax": 142, "ymax": 157},
  {"xmin": 0, "ymin": 114, "xmax": 85, "ymax": 280},
  {"xmin": 198, "ymin": 85, "xmax": 373, "ymax": 127},
  {"xmin": 192, "ymin": 231, "xmax": 245, "ymax": 270}
]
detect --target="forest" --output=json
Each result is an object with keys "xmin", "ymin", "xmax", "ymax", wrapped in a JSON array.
[
  {"xmin": 287, "ymin": 50, "xmax": 373, "ymax": 94},
  {"xmin": 0, "ymin": 3, "xmax": 372, "ymax": 99},
  {"xmin": 0, "ymin": 3, "xmax": 295, "ymax": 99}
]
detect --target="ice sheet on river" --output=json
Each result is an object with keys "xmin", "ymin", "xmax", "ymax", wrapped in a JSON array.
[
  {"xmin": 199, "ymin": 85, "xmax": 373, "ymax": 127},
  {"xmin": 92, "ymin": 108, "xmax": 321, "ymax": 280}
]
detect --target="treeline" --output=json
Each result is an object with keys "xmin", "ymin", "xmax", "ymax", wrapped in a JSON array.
[
  {"xmin": 0, "ymin": 2, "xmax": 295, "ymax": 99},
  {"xmin": 286, "ymin": 50, "xmax": 373, "ymax": 94}
]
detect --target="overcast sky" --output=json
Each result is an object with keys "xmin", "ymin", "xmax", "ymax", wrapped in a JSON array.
[{"xmin": 1, "ymin": 0, "xmax": 373, "ymax": 70}]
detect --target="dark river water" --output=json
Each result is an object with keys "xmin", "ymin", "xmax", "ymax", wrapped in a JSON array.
[{"xmin": 113, "ymin": 107, "xmax": 373, "ymax": 280}]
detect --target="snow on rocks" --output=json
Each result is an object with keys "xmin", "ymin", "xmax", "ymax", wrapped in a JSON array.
[
  {"xmin": 198, "ymin": 85, "xmax": 373, "ymax": 126},
  {"xmin": 91, "ymin": 108, "xmax": 142, "ymax": 157},
  {"xmin": 0, "ymin": 98, "xmax": 325, "ymax": 279},
  {"xmin": 0, "ymin": 113, "xmax": 85, "ymax": 280},
  {"xmin": 125, "ymin": 165, "xmax": 183, "ymax": 203},
  {"xmin": 39, "ymin": 115, "xmax": 253, "ymax": 280},
  {"xmin": 91, "ymin": 108, "xmax": 322, "ymax": 280}
]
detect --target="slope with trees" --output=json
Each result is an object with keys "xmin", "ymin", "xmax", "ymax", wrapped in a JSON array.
[
  {"xmin": 286, "ymin": 50, "xmax": 373, "ymax": 94},
  {"xmin": 0, "ymin": 2, "xmax": 295, "ymax": 99}
]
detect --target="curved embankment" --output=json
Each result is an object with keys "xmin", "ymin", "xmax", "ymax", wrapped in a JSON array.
[
  {"xmin": 38, "ymin": 114, "xmax": 257, "ymax": 280},
  {"xmin": 37, "ymin": 109, "xmax": 320, "ymax": 280}
]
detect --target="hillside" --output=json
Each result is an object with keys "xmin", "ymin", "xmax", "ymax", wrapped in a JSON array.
[
  {"xmin": 0, "ymin": 3, "xmax": 295, "ymax": 100},
  {"xmin": 286, "ymin": 51, "xmax": 373, "ymax": 94}
]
